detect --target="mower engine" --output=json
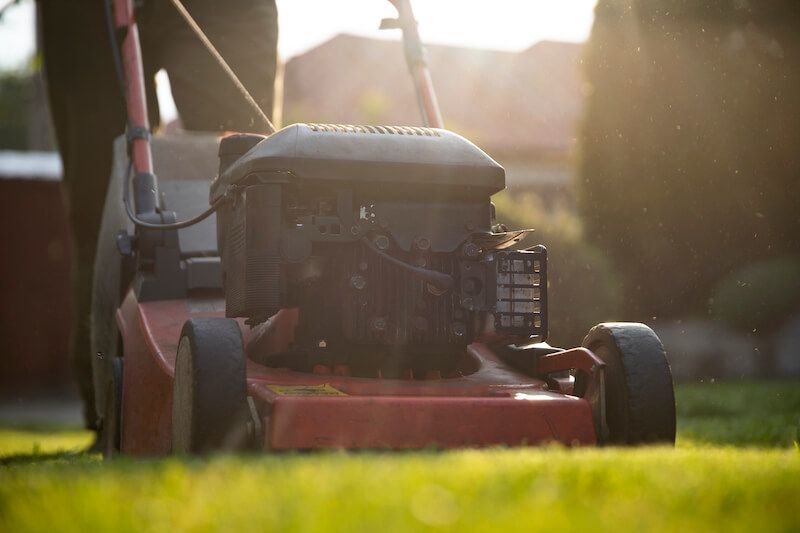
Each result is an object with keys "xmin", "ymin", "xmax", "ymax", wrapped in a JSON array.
[{"xmin": 211, "ymin": 123, "xmax": 547, "ymax": 374}]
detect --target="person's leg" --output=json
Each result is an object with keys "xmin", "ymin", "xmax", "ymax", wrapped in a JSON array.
[
  {"xmin": 140, "ymin": 0, "xmax": 278, "ymax": 132},
  {"xmin": 40, "ymin": 0, "xmax": 277, "ymax": 430},
  {"xmin": 39, "ymin": 0, "xmax": 127, "ymax": 429}
]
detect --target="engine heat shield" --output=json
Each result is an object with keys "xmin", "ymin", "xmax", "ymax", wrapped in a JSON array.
[{"xmin": 210, "ymin": 123, "xmax": 505, "ymax": 202}]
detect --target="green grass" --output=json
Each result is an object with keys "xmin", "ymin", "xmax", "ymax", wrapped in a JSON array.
[
  {"xmin": 1, "ymin": 381, "xmax": 798, "ymax": 533},
  {"xmin": 0, "ymin": 427, "xmax": 94, "ymax": 460},
  {"xmin": 676, "ymin": 380, "xmax": 800, "ymax": 448}
]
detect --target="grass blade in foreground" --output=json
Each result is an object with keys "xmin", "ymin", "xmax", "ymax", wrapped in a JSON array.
[
  {"xmin": 1, "ymin": 380, "xmax": 798, "ymax": 533},
  {"xmin": 1, "ymin": 447, "xmax": 799, "ymax": 533}
]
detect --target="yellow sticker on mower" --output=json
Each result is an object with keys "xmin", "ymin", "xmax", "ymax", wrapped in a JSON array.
[{"xmin": 266, "ymin": 383, "xmax": 348, "ymax": 397}]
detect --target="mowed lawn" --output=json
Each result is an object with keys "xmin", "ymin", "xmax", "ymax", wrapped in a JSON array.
[{"xmin": 1, "ymin": 381, "xmax": 798, "ymax": 533}]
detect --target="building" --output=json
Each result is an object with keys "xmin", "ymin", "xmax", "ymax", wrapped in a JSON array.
[{"xmin": 282, "ymin": 34, "xmax": 584, "ymax": 191}]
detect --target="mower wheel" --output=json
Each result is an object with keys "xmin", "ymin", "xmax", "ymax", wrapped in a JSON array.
[
  {"xmin": 172, "ymin": 317, "xmax": 250, "ymax": 454},
  {"xmin": 101, "ymin": 356, "xmax": 123, "ymax": 459},
  {"xmin": 578, "ymin": 323, "xmax": 676, "ymax": 445}
]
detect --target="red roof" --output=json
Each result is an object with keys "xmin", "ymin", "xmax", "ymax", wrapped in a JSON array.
[{"xmin": 283, "ymin": 34, "xmax": 584, "ymax": 154}]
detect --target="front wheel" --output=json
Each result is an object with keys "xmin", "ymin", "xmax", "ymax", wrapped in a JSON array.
[
  {"xmin": 577, "ymin": 322, "xmax": 676, "ymax": 445},
  {"xmin": 172, "ymin": 317, "xmax": 250, "ymax": 454}
]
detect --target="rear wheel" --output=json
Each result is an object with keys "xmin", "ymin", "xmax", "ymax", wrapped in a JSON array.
[
  {"xmin": 577, "ymin": 322, "xmax": 676, "ymax": 445},
  {"xmin": 172, "ymin": 317, "xmax": 250, "ymax": 454}
]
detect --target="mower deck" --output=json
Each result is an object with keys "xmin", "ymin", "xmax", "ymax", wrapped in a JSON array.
[{"xmin": 118, "ymin": 291, "xmax": 597, "ymax": 455}]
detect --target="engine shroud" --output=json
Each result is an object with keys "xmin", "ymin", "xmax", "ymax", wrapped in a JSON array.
[{"xmin": 214, "ymin": 124, "xmax": 547, "ymax": 371}]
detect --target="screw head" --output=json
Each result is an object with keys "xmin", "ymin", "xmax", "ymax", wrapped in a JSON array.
[
  {"xmin": 350, "ymin": 274, "xmax": 367, "ymax": 290},
  {"xmin": 373, "ymin": 234, "xmax": 390, "ymax": 250},
  {"xmin": 371, "ymin": 317, "xmax": 387, "ymax": 331},
  {"xmin": 462, "ymin": 242, "xmax": 480, "ymax": 258}
]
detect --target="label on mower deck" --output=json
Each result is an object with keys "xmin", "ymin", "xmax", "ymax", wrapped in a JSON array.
[{"xmin": 266, "ymin": 383, "xmax": 348, "ymax": 397}]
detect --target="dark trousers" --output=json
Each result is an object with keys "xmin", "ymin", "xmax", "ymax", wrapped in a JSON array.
[{"xmin": 39, "ymin": 0, "xmax": 278, "ymax": 428}]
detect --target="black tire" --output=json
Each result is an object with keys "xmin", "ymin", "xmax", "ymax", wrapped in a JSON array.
[
  {"xmin": 172, "ymin": 317, "xmax": 250, "ymax": 454},
  {"xmin": 101, "ymin": 357, "xmax": 123, "ymax": 459},
  {"xmin": 578, "ymin": 322, "xmax": 676, "ymax": 445}
]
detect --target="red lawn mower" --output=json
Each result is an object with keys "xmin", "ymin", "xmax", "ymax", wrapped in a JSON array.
[{"xmin": 94, "ymin": 0, "xmax": 676, "ymax": 456}]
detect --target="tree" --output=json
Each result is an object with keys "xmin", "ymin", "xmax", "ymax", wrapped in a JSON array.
[{"xmin": 578, "ymin": 0, "xmax": 800, "ymax": 322}]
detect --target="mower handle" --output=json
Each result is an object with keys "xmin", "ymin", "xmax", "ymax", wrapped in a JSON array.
[{"xmin": 384, "ymin": 0, "xmax": 444, "ymax": 128}]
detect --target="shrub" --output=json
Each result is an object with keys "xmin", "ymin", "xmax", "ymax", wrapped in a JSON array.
[{"xmin": 710, "ymin": 255, "xmax": 800, "ymax": 335}]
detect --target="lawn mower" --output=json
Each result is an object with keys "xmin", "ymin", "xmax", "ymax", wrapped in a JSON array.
[{"xmin": 93, "ymin": 0, "xmax": 676, "ymax": 456}]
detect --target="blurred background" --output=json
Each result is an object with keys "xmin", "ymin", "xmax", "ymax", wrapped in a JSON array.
[{"xmin": 0, "ymin": 0, "xmax": 798, "ymax": 414}]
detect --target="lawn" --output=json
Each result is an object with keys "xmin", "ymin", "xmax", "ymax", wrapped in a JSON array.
[{"xmin": 1, "ymin": 381, "xmax": 798, "ymax": 533}]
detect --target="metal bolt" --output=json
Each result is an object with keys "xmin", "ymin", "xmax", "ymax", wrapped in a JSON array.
[
  {"xmin": 350, "ymin": 225, "xmax": 361, "ymax": 236},
  {"xmin": 371, "ymin": 317, "xmax": 387, "ymax": 331},
  {"xmin": 452, "ymin": 322, "xmax": 466, "ymax": 337},
  {"xmin": 414, "ymin": 236, "xmax": 431, "ymax": 251},
  {"xmin": 462, "ymin": 242, "xmax": 480, "ymax": 258},
  {"xmin": 373, "ymin": 234, "xmax": 390, "ymax": 250},
  {"xmin": 317, "ymin": 339, "xmax": 328, "ymax": 348},
  {"xmin": 350, "ymin": 274, "xmax": 367, "ymax": 290}
]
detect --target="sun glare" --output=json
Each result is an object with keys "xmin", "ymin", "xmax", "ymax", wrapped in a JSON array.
[
  {"xmin": 413, "ymin": 0, "xmax": 598, "ymax": 51},
  {"xmin": 276, "ymin": 0, "xmax": 597, "ymax": 59},
  {"xmin": 0, "ymin": 1, "xmax": 597, "ymax": 68}
]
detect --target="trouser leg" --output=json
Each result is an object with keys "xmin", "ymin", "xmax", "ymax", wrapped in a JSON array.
[
  {"xmin": 39, "ymin": 0, "xmax": 127, "ymax": 429},
  {"xmin": 139, "ymin": 0, "xmax": 279, "ymax": 132},
  {"xmin": 39, "ymin": 0, "xmax": 279, "ymax": 431}
]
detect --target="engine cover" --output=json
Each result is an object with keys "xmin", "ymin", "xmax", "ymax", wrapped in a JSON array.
[{"xmin": 214, "ymin": 124, "xmax": 547, "ymax": 372}]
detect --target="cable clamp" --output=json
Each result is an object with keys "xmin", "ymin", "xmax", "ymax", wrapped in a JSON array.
[
  {"xmin": 127, "ymin": 126, "xmax": 152, "ymax": 144},
  {"xmin": 126, "ymin": 126, "xmax": 152, "ymax": 155}
]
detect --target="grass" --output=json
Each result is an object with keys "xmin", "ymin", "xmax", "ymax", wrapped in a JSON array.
[
  {"xmin": 676, "ymin": 380, "xmax": 800, "ymax": 448},
  {"xmin": 0, "ymin": 427, "xmax": 93, "ymax": 461},
  {"xmin": 0, "ymin": 381, "xmax": 798, "ymax": 533}
]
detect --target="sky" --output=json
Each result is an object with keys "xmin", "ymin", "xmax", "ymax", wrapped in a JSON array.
[
  {"xmin": 0, "ymin": 0, "xmax": 596, "ymax": 69},
  {"xmin": 0, "ymin": 0, "xmax": 596, "ymax": 121}
]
